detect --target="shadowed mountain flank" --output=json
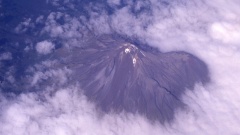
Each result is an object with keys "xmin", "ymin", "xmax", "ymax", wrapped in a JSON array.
[{"xmin": 54, "ymin": 35, "xmax": 210, "ymax": 123}]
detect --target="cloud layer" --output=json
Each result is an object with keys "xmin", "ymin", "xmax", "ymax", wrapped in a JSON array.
[{"xmin": 1, "ymin": 0, "xmax": 240, "ymax": 134}]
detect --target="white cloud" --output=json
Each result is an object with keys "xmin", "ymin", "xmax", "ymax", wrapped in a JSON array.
[
  {"xmin": 36, "ymin": 41, "xmax": 55, "ymax": 55},
  {"xmin": 107, "ymin": 0, "xmax": 121, "ymax": 6},
  {"xmin": 209, "ymin": 22, "xmax": 240, "ymax": 44},
  {"xmin": 0, "ymin": 86, "xmax": 165, "ymax": 135},
  {"xmin": 31, "ymin": 67, "xmax": 71, "ymax": 86},
  {"xmin": 1, "ymin": 0, "xmax": 240, "ymax": 134},
  {"xmin": 0, "ymin": 52, "xmax": 12, "ymax": 61},
  {"xmin": 14, "ymin": 18, "xmax": 33, "ymax": 33},
  {"xmin": 36, "ymin": 15, "xmax": 44, "ymax": 24}
]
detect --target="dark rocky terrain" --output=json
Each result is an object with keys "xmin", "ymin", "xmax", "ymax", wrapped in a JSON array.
[{"xmin": 53, "ymin": 35, "xmax": 210, "ymax": 123}]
